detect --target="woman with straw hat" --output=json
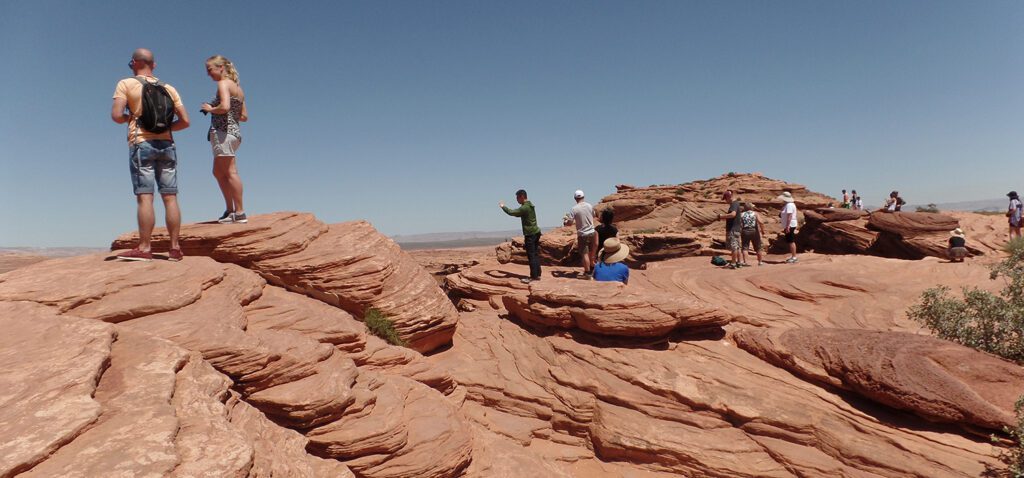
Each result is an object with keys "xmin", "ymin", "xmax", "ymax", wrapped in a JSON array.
[
  {"xmin": 593, "ymin": 237, "xmax": 630, "ymax": 284},
  {"xmin": 948, "ymin": 228, "xmax": 968, "ymax": 263}
]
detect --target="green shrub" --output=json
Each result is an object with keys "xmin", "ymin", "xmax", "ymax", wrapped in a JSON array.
[
  {"xmin": 364, "ymin": 308, "xmax": 407, "ymax": 347},
  {"xmin": 996, "ymin": 397, "xmax": 1024, "ymax": 477},
  {"xmin": 910, "ymin": 240, "xmax": 1024, "ymax": 476},
  {"xmin": 907, "ymin": 239, "xmax": 1024, "ymax": 362},
  {"xmin": 916, "ymin": 203, "xmax": 940, "ymax": 213}
]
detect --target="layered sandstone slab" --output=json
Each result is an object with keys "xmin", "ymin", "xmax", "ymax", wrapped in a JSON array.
[
  {"xmin": 0, "ymin": 254, "xmax": 469, "ymax": 478},
  {"xmin": 0, "ymin": 303, "xmax": 112, "ymax": 477},
  {"xmin": 503, "ymin": 278, "xmax": 732, "ymax": 337},
  {"xmin": 799, "ymin": 209, "xmax": 995, "ymax": 259},
  {"xmin": 111, "ymin": 213, "xmax": 459, "ymax": 352},
  {"xmin": 435, "ymin": 309, "xmax": 1003, "ymax": 477},
  {"xmin": 734, "ymin": 327, "xmax": 1024, "ymax": 430}
]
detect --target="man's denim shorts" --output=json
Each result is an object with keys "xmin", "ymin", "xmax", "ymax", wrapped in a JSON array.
[{"xmin": 129, "ymin": 140, "xmax": 177, "ymax": 195}]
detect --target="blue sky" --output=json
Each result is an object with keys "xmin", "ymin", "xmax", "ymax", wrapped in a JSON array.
[{"xmin": 2, "ymin": 1, "xmax": 1022, "ymax": 247}]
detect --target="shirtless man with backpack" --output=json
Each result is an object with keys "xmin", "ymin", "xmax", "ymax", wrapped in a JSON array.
[{"xmin": 111, "ymin": 48, "xmax": 190, "ymax": 261}]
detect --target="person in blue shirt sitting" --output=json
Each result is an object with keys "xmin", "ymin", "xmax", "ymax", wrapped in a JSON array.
[{"xmin": 593, "ymin": 237, "xmax": 630, "ymax": 284}]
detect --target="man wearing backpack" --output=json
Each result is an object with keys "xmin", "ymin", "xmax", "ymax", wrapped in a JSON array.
[{"xmin": 111, "ymin": 48, "xmax": 190, "ymax": 261}]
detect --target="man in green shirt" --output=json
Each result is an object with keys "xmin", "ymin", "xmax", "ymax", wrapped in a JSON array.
[{"xmin": 500, "ymin": 189, "xmax": 542, "ymax": 283}]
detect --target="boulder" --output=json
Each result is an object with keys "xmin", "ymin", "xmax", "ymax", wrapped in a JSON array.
[
  {"xmin": 502, "ymin": 278, "xmax": 732, "ymax": 337},
  {"xmin": 734, "ymin": 328, "xmax": 1024, "ymax": 430}
]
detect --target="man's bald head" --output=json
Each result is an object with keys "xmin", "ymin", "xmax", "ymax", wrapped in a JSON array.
[{"xmin": 132, "ymin": 48, "xmax": 154, "ymax": 65}]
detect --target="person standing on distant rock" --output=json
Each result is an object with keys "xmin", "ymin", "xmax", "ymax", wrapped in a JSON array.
[
  {"xmin": 111, "ymin": 48, "xmax": 190, "ymax": 262},
  {"xmin": 563, "ymin": 190, "xmax": 598, "ymax": 278},
  {"xmin": 201, "ymin": 55, "xmax": 249, "ymax": 224},
  {"xmin": 593, "ymin": 237, "xmax": 630, "ymax": 284},
  {"xmin": 841, "ymin": 189, "xmax": 849, "ymax": 208},
  {"xmin": 947, "ymin": 228, "xmax": 968, "ymax": 262},
  {"xmin": 740, "ymin": 201, "xmax": 765, "ymax": 266},
  {"xmin": 595, "ymin": 208, "xmax": 618, "ymax": 249},
  {"xmin": 851, "ymin": 189, "xmax": 861, "ymax": 210},
  {"xmin": 1007, "ymin": 191, "xmax": 1023, "ymax": 241},
  {"xmin": 716, "ymin": 190, "xmax": 744, "ymax": 268},
  {"xmin": 500, "ymin": 189, "xmax": 542, "ymax": 283},
  {"xmin": 778, "ymin": 191, "xmax": 799, "ymax": 263}
]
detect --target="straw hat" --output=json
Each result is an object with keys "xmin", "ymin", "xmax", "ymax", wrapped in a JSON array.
[
  {"xmin": 600, "ymin": 237, "xmax": 630, "ymax": 264},
  {"xmin": 950, "ymin": 228, "xmax": 966, "ymax": 239},
  {"xmin": 776, "ymin": 191, "xmax": 795, "ymax": 203}
]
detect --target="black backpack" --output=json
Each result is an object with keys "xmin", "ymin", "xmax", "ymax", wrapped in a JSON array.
[{"xmin": 133, "ymin": 77, "xmax": 175, "ymax": 134}]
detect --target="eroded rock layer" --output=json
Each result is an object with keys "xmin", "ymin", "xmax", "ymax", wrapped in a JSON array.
[
  {"xmin": 0, "ymin": 254, "xmax": 469, "ymax": 478},
  {"xmin": 110, "ymin": 213, "xmax": 459, "ymax": 352}
]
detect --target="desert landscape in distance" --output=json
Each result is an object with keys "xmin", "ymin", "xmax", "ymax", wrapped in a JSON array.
[{"xmin": 2, "ymin": 173, "xmax": 1021, "ymax": 478}]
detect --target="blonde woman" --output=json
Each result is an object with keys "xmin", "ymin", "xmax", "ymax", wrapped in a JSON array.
[{"xmin": 200, "ymin": 55, "xmax": 248, "ymax": 224}]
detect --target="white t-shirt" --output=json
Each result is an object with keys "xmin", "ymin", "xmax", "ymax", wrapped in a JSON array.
[
  {"xmin": 568, "ymin": 202, "xmax": 596, "ymax": 235},
  {"xmin": 780, "ymin": 202, "xmax": 798, "ymax": 228}
]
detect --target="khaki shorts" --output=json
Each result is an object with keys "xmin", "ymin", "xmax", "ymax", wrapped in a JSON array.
[
  {"xmin": 578, "ymin": 232, "xmax": 596, "ymax": 257},
  {"xmin": 210, "ymin": 131, "xmax": 241, "ymax": 157}
]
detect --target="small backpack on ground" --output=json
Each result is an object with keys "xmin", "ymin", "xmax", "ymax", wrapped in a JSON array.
[
  {"xmin": 133, "ymin": 77, "xmax": 175, "ymax": 134},
  {"xmin": 711, "ymin": 255, "xmax": 728, "ymax": 266}
]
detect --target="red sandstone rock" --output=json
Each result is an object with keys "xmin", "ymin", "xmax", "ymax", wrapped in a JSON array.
[
  {"xmin": 111, "ymin": 215, "xmax": 459, "ymax": 352},
  {"xmin": 503, "ymin": 278, "xmax": 732, "ymax": 337},
  {"xmin": 734, "ymin": 328, "xmax": 1024, "ymax": 430},
  {"xmin": 4, "ymin": 197, "xmax": 1021, "ymax": 477},
  {"xmin": 868, "ymin": 211, "xmax": 961, "ymax": 237},
  {"xmin": 0, "ymin": 303, "xmax": 112, "ymax": 477},
  {"xmin": 0, "ymin": 253, "xmax": 468, "ymax": 478}
]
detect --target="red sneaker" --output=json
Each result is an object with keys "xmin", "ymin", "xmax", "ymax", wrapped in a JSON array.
[
  {"xmin": 117, "ymin": 248, "xmax": 153, "ymax": 262},
  {"xmin": 168, "ymin": 249, "xmax": 184, "ymax": 262}
]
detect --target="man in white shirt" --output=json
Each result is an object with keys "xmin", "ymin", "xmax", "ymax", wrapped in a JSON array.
[
  {"xmin": 778, "ymin": 191, "xmax": 799, "ymax": 263},
  {"xmin": 564, "ymin": 190, "xmax": 598, "ymax": 278}
]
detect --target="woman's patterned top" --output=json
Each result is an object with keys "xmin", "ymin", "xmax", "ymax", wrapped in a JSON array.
[{"xmin": 209, "ymin": 95, "xmax": 243, "ymax": 140}]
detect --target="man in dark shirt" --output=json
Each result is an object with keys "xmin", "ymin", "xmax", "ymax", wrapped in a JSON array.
[
  {"xmin": 500, "ymin": 189, "xmax": 542, "ymax": 283},
  {"xmin": 716, "ymin": 190, "xmax": 743, "ymax": 267}
]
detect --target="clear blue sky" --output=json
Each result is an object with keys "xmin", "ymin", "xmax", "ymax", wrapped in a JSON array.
[{"xmin": 2, "ymin": 1, "xmax": 1022, "ymax": 247}]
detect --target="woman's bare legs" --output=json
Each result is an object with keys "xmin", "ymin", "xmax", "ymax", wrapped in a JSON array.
[{"xmin": 213, "ymin": 156, "xmax": 244, "ymax": 213}]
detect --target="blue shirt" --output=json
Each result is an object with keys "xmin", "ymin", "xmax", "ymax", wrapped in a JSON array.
[{"xmin": 594, "ymin": 261, "xmax": 629, "ymax": 283}]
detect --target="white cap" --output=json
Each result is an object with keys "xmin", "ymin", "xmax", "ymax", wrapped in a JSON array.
[{"xmin": 574, "ymin": 190, "xmax": 585, "ymax": 199}]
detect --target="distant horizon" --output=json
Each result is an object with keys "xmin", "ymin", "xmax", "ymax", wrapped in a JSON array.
[{"xmin": 0, "ymin": 189, "xmax": 1007, "ymax": 249}]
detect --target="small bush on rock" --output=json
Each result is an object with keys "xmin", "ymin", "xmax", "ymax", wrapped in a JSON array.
[
  {"xmin": 916, "ymin": 203, "xmax": 940, "ymax": 213},
  {"xmin": 364, "ymin": 308, "xmax": 407, "ymax": 347},
  {"xmin": 908, "ymin": 239, "xmax": 1024, "ymax": 362},
  {"xmin": 911, "ymin": 240, "xmax": 1024, "ymax": 476}
]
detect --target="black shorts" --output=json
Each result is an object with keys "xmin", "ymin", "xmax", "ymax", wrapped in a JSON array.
[{"xmin": 784, "ymin": 229, "xmax": 796, "ymax": 243}]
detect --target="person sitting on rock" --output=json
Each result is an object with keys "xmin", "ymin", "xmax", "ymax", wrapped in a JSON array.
[
  {"xmin": 883, "ymin": 191, "xmax": 905, "ymax": 212},
  {"xmin": 593, "ymin": 237, "xmax": 630, "ymax": 284},
  {"xmin": 740, "ymin": 202, "xmax": 765, "ymax": 266},
  {"xmin": 1007, "ymin": 191, "xmax": 1022, "ymax": 241},
  {"xmin": 948, "ymin": 228, "xmax": 968, "ymax": 263},
  {"xmin": 595, "ymin": 208, "xmax": 618, "ymax": 250}
]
